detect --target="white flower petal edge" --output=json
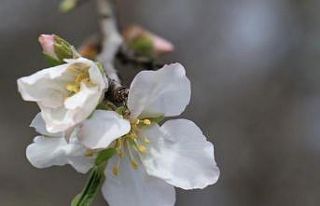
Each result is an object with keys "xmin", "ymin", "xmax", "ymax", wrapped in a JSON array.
[
  {"xmin": 140, "ymin": 119, "xmax": 220, "ymax": 190},
  {"xmin": 26, "ymin": 135, "xmax": 94, "ymax": 174},
  {"xmin": 102, "ymin": 156, "xmax": 176, "ymax": 206},
  {"xmin": 127, "ymin": 63, "xmax": 191, "ymax": 119},
  {"xmin": 78, "ymin": 110, "xmax": 131, "ymax": 149},
  {"xmin": 30, "ymin": 113, "xmax": 62, "ymax": 137},
  {"xmin": 17, "ymin": 57, "xmax": 108, "ymax": 133},
  {"xmin": 17, "ymin": 63, "xmax": 71, "ymax": 107}
]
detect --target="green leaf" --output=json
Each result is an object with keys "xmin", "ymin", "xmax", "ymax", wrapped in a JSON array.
[{"xmin": 95, "ymin": 148, "xmax": 116, "ymax": 166}]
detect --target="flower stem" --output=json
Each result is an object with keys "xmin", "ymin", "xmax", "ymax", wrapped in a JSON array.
[
  {"xmin": 71, "ymin": 148, "xmax": 116, "ymax": 206},
  {"xmin": 71, "ymin": 165, "xmax": 105, "ymax": 206}
]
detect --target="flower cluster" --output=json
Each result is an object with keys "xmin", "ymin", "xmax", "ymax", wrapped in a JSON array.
[{"xmin": 17, "ymin": 35, "xmax": 220, "ymax": 206}]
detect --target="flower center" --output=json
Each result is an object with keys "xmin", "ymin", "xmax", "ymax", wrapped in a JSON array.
[
  {"xmin": 111, "ymin": 118, "xmax": 152, "ymax": 176},
  {"xmin": 65, "ymin": 63, "xmax": 92, "ymax": 96}
]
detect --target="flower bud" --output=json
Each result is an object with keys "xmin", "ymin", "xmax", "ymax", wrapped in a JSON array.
[
  {"xmin": 79, "ymin": 37, "xmax": 101, "ymax": 60},
  {"xmin": 123, "ymin": 25, "xmax": 174, "ymax": 57},
  {"xmin": 59, "ymin": 0, "xmax": 78, "ymax": 13},
  {"xmin": 38, "ymin": 34, "xmax": 75, "ymax": 65}
]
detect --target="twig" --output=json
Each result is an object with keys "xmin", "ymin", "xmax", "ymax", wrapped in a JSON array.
[
  {"xmin": 96, "ymin": 0, "xmax": 128, "ymax": 104},
  {"xmin": 96, "ymin": 0, "xmax": 121, "ymax": 83}
]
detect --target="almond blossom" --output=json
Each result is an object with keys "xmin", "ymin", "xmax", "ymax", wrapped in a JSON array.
[
  {"xmin": 26, "ymin": 113, "xmax": 94, "ymax": 174},
  {"xmin": 17, "ymin": 57, "xmax": 108, "ymax": 133},
  {"xmin": 78, "ymin": 63, "xmax": 220, "ymax": 206}
]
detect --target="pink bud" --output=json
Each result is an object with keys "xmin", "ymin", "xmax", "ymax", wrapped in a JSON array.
[
  {"xmin": 123, "ymin": 25, "xmax": 175, "ymax": 56},
  {"xmin": 152, "ymin": 34, "xmax": 175, "ymax": 55},
  {"xmin": 38, "ymin": 34, "xmax": 58, "ymax": 59}
]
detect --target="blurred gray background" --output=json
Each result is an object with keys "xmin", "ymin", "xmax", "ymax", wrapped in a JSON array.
[{"xmin": 1, "ymin": 0, "xmax": 320, "ymax": 205}]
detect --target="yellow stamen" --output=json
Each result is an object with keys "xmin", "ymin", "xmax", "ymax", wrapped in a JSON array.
[
  {"xmin": 131, "ymin": 160, "xmax": 139, "ymax": 169},
  {"xmin": 66, "ymin": 83, "xmax": 80, "ymax": 93},
  {"xmin": 126, "ymin": 140, "xmax": 139, "ymax": 169},
  {"xmin": 115, "ymin": 139, "xmax": 125, "ymax": 158},
  {"xmin": 143, "ymin": 138, "xmax": 150, "ymax": 144},
  {"xmin": 112, "ymin": 165, "xmax": 120, "ymax": 176},
  {"xmin": 75, "ymin": 72, "xmax": 90, "ymax": 83},
  {"xmin": 129, "ymin": 131, "xmax": 138, "ymax": 140},
  {"xmin": 65, "ymin": 64, "xmax": 92, "ymax": 96},
  {"xmin": 115, "ymin": 139, "xmax": 122, "ymax": 148},
  {"xmin": 143, "ymin": 119, "xmax": 151, "ymax": 125},
  {"xmin": 84, "ymin": 149, "xmax": 95, "ymax": 157},
  {"xmin": 118, "ymin": 151, "xmax": 125, "ymax": 158},
  {"xmin": 137, "ymin": 145, "xmax": 147, "ymax": 154},
  {"xmin": 133, "ymin": 119, "xmax": 140, "ymax": 125}
]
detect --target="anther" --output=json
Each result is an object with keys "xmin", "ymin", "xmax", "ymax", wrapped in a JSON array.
[
  {"xmin": 131, "ymin": 160, "xmax": 139, "ymax": 169},
  {"xmin": 144, "ymin": 138, "xmax": 150, "ymax": 144},
  {"xmin": 66, "ymin": 83, "xmax": 79, "ymax": 93},
  {"xmin": 84, "ymin": 149, "xmax": 94, "ymax": 157},
  {"xmin": 112, "ymin": 166, "xmax": 120, "ymax": 176},
  {"xmin": 137, "ymin": 145, "xmax": 147, "ymax": 154},
  {"xmin": 134, "ymin": 119, "xmax": 140, "ymax": 125},
  {"xmin": 143, "ymin": 119, "xmax": 151, "ymax": 125}
]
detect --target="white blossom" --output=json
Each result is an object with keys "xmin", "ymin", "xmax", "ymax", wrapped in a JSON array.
[
  {"xmin": 17, "ymin": 57, "xmax": 108, "ymax": 133},
  {"xmin": 79, "ymin": 63, "xmax": 220, "ymax": 206},
  {"xmin": 26, "ymin": 113, "xmax": 94, "ymax": 174}
]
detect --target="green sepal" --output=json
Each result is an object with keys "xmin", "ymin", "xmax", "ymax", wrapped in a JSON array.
[
  {"xmin": 54, "ymin": 35, "xmax": 74, "ymax": 61},
  {"xmin": 97, "ymin": 101, "xmax": 117, "ymax": 111},
  {"xmin": 115, "ymin": 106, "xmax": 127, "ymax": 115},
  {"xmin": 95, "ymin": 148, "xmax": 116, "ymax": 166},
  {"xmin": 43, "ymin": 54, "xmax": 64, "ymax": 66},
  {"xmin": 96, "ymin": 62, "xmax": 106, "ymax": 75}
]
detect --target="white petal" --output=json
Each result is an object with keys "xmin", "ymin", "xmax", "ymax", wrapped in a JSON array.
[
  {"xmin": 39, "ymin": 83, "xmax": 103, "ymax": 133},
  {"xmin": 140, "ymin": 119, "xmax": 220, "ymax": 190},
  {"xmin": 17, "ymin": 63, "xmax": 72, "ymax": 108},
  {"xmin": 127, "ymin": 63, "xmax": 191, "ymax": 119},
  {"xmin": 30, "ymin": 113, "xmax": 62, "ymax": 137},
  {"xmin": 38, "ymin": 104, "xmax": 71, "ymax": 133},
  {"xmin": 26, "ymin": 136, "xmax": 94, "ymax": 173},
  {"xmin": 102, "ymin": 156, "xmax": 176, "ymax": 206},
  {"xmin": 78, "ymin": 110, "xmax": 131, "ymax": 149}
]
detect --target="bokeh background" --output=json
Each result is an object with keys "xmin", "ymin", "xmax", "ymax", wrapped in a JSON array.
[{"xmin": 1, "ymin": 0, "xmax": 320, "ymax": 205}]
